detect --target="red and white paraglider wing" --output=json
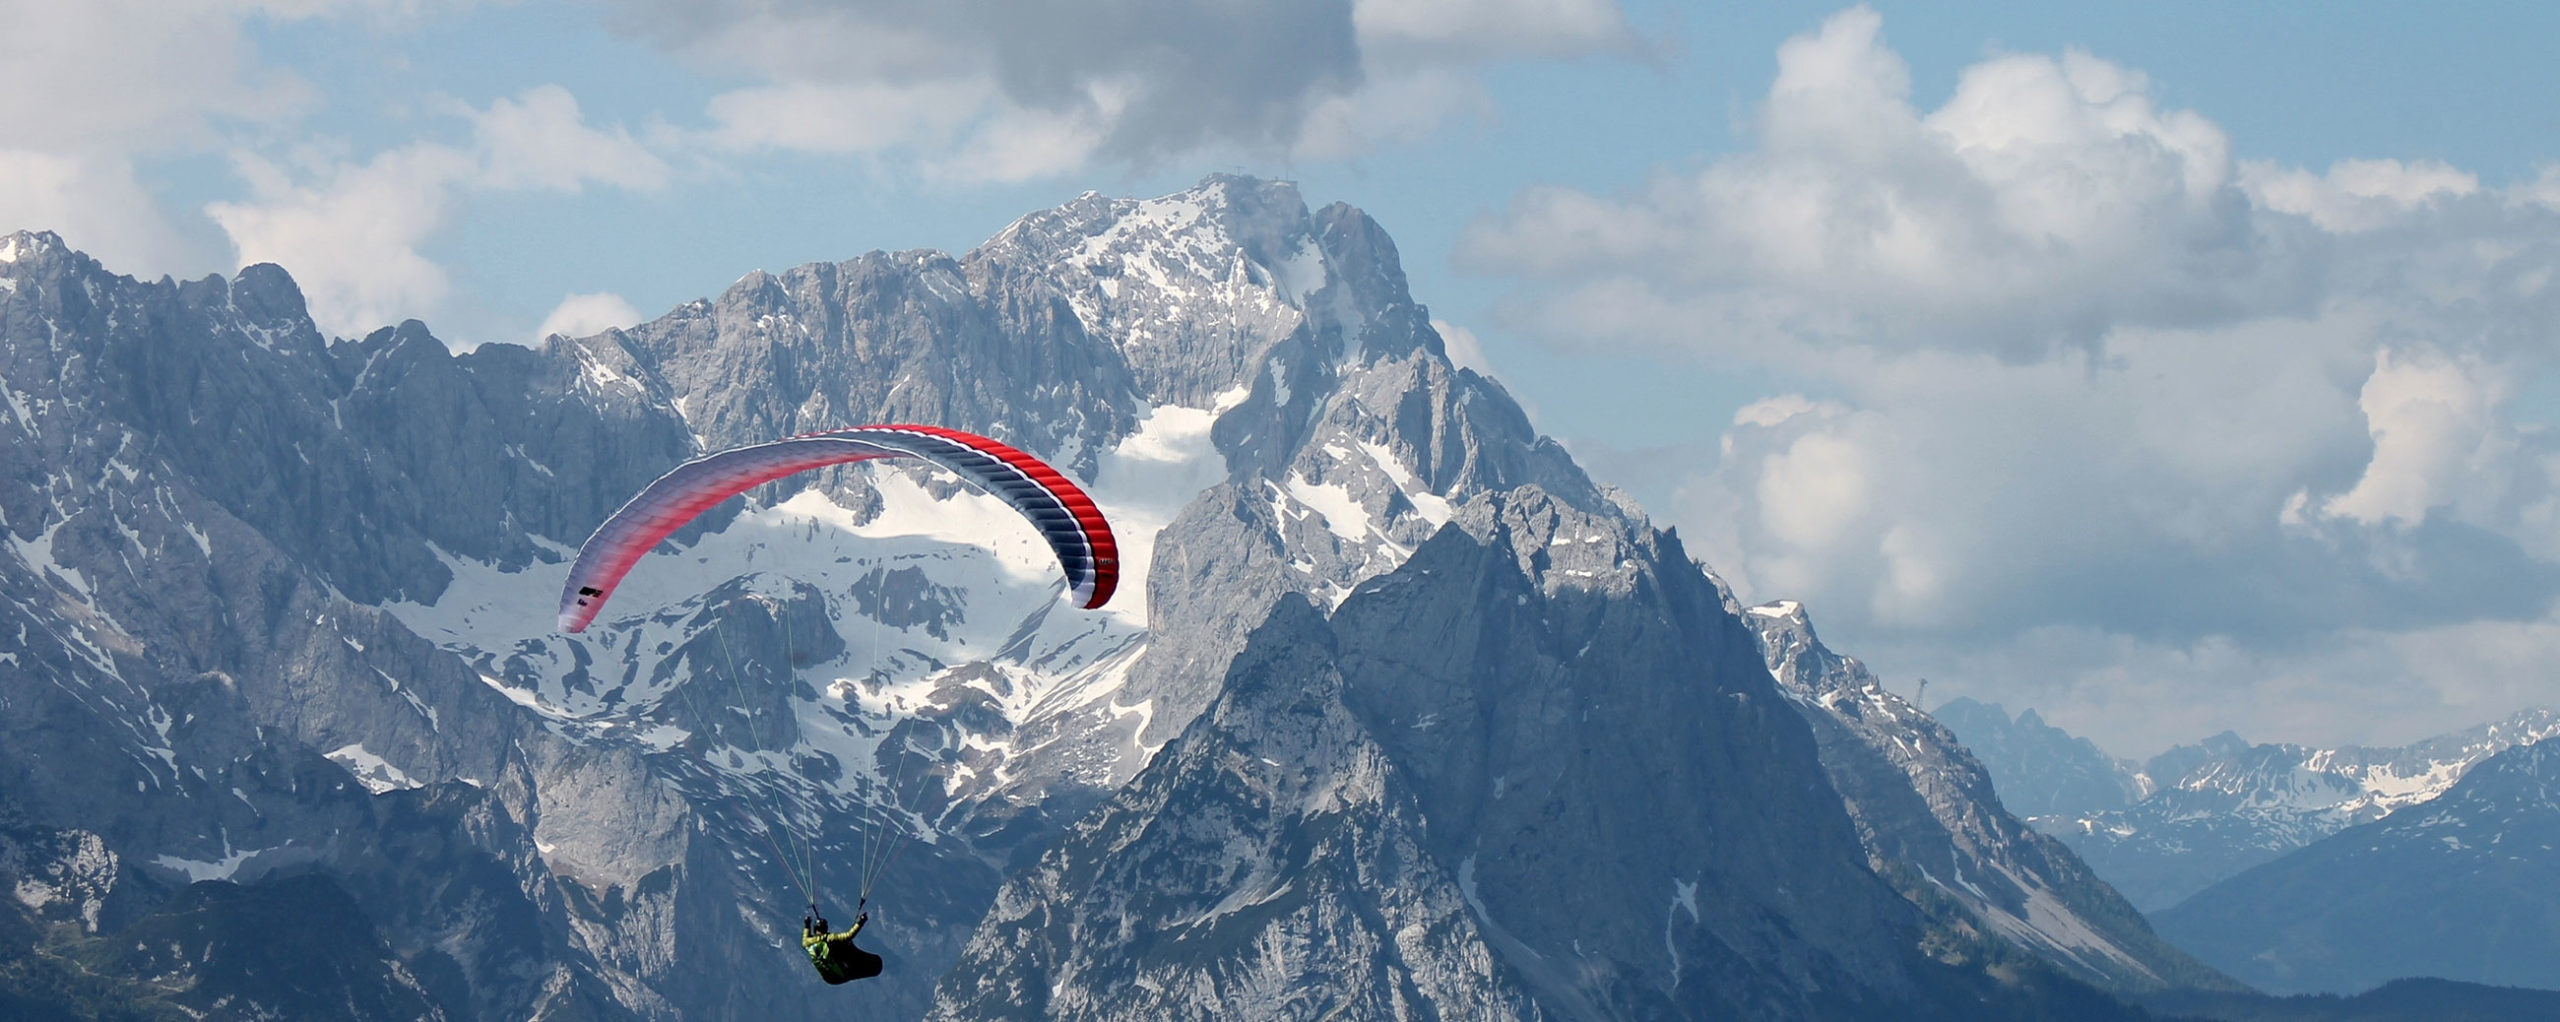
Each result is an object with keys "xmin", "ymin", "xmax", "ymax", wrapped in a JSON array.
[{"xmin": 557, "ymin": 425, "xmax": 1118, "ymax": 633}]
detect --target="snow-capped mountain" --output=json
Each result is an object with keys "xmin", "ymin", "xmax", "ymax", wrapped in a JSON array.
[
  {"xmin": 1742, "ymin": 601, "xmax": 2231, "ymax": 994},
  {"xmin": 1940, "ymin": 702, "xmax": 2560, "ymax": 912},
  {"xmin": 2151, "ymin": 736, "xmax": 2560, "ymax": 995},
  {"xmin": 3, "ymin": 178, "xmax": 2149, "ymax": 1019}
]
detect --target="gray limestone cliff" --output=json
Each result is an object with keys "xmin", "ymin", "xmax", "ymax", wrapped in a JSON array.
[{"xmin": 1743, "ymin": 601, "xmax": 2234, "ymax": 995}]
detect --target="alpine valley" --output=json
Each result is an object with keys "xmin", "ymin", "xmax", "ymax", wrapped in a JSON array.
[{"xmin": 0, "ymin": 176, "xmax": 2447, "ymax": 1019}]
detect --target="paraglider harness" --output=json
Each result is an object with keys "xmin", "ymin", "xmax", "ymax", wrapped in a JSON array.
[{"xmin": 802, "ymin": 901, "xmax": 882, "ymax": 985}]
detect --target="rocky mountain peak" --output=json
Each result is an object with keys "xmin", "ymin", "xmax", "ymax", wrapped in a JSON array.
[
  {"xmin": 972, "ymin": 174, "xmax": 1437, "ymax": 411},
  {"xmin": 0, "ymin": 229, "xmax": 73, "ymax": 270},
  {"xmin": 934, "ymin": 474, "xmax": 1964, "ymax": 1018},
  {"xmin": 6, "ymin": 181, "xmax": 2175, "ymax": 1019}
]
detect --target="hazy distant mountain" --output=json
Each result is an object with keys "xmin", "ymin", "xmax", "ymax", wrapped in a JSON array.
[
  {"xmin": 1941, "ymin": 697, "xmax": 2560, "ymax": 911},
  {"xmin": 2, "ymin": 180, "xmax": 2147, "ymax": 1018},
  {"xmin": 1932, "ymin": 697, "xmax": 2150, "ymax": 819},
  {"xmin": 2151, "ymin": 737, "xmax": 2560, "ymax": 995}
]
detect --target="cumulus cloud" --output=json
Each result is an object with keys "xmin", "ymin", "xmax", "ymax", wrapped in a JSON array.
[
  {"xmin": 0, "ymin": 150, "xmax": 213, "ymax": 277},
  {"xmin": 2242, "ymin": 158, "xmax": 2480, "ymax": 233},
  {"xmin": 209, "ymin": 85, "xmax": 670, "ymax": 338},
  {"xmin": 469, "ymin": 86, "xmax": 672, "ymax": 192},
  {"xmin": 0, "ymin": 0, "xmax": 491, "ymax": 277},
  {"xmin": 2524, "ymin": 164, "xmax": 2560, "ymax": 211},
  {"xmin": 1465, "ymin": 6, "xmax": 2308, "ymax": 360},
  {"xmin": 2315, "ymin": 348, "xmax": 2511, "ymax": 528},
  {"xmin": 923, "ymin": 85, "xmax": 1129, "ymax": 185},
  {"xmin": 613, "ymin": 0, "xmax": 1630, "ymax": 176},
  {"xmin": 209, "ymin": 144, "xmax": 472, "ymax": 338},
  {"xmin": 1293, "ymin": 68, "xmax": 1495, "ymax": 162},
  {"xmin": 0, "ymin": 0, "xmax": 311, "ymax": 152},
  {"xmin": 0, "ymin": 0, "xmax": 325, "ymax": 275},
  {"xmin": 1681, "ymin": 324, "xmax": 2555, "ymax": 641},
  {"xmin": 536, "ymin": 291, "xmax": 645, "ymax": 342},
  {"xmin": 1471, "ymin": 6, "xmax": 2560, "ymax": 750},
  {"xmin": 618, "ymin": 0, "xmax": 1359, "ymax": 165}
]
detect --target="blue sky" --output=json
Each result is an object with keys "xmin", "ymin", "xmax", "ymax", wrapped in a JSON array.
[{"xmin": 8, "ymin": 0, "xmax": 2557, "ymax": 755}]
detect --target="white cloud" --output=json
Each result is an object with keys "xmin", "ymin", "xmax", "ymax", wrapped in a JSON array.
[
  {"xmin": 1473, "ymin": 6, "xmax": 2560, "ymax": 750},
  {"xmin": 1730, "ymin": 394, "xmax": 1833, "ymax": 430},
  {"xmin": 1353, "ymin": 0, "xmax": 1632, "ymax": 61},
  {"xmin": 923, "ymin": 85, "xmax": 1128, "ymax": 185},
  {"xmin": 703, "ymin": 79, "xmax": 988, "ymax": 155},
  {"xmin": 2523, "ymin": 164, "xmax": 2560, "ymax": 212},
  {"xmin": 2316, "ymin": 347, "xmax": 2512, "ymax": 528},
  {"xmin": 704, "ymin": 75, "xmax": 1122, "ymax": 185},
  {"xmin": 1756, "ymin": 422, "xmax": 1870, "ymax": 556},
  {"xmin": 0, "ymin": 150, "xmax": 215, "ymax": 277},
  {"xmin": 469, "ymin": 85, "xmax": 671, "ymax": 192},
  {"xmin": 208, "ymin": 144, "xmax": 471, "ymax": 338},
  {"xmin": 0, "ymin": 0, "xmax": 505, "ymax": 281},
  {"xmin": 1465, "ymin": 5, "xmax": 2298, "ymax": 360},
  {"xmin": 0, "ymin": 0, "xmax": 312, "ymax": 152},
  {"xmin": 1430, "ymin": 318, "xmax": 1499, "ymax": 378},
  {"xmin": 2242, "ymin": 157, "xmax": 2480, "ymax": 233},
  {"xmin": 613, "ymin": 0, "xmax": 1632, "ymax": 177},
  {"xmin": 536, "ymin": 292, "xmax": 645, "ymax": 342},
  {"xmin": 1293, "ymin": 68, "xmax": 1494, "ymax": 162},
  {"xmin": 620, "ymin": 0, "xmax": 1363, "ymax": 170},
  {"xmin": 0, "ymin": 0, "xmax": 333, "ymax": 276},
  {"xmin": 208, "ymin": 86, "xmax": 670, "ymax": 338}
]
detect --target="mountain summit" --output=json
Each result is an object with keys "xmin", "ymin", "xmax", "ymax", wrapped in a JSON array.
[{"xmin": 3, "ymin": 181, "xmax": 2145, "ymax": 1018}]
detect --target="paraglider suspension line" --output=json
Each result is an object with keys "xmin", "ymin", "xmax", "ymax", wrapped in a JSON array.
[{"xmin": 702, "ymin": 589, "xmax": 823, "ymax": 914}]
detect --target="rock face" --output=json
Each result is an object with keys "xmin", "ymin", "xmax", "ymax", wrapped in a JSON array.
[
  {"xmin": 930, "ymin": 595, "xmax": 1544, "ymax": 1021},
  {"xmin": 3, "ymin": 179, "xmax": 2146, "ymax": 1020},
  {"xmin": 1940, "ymin": 702, "xmax": 2560, "ymax": 912},
  {"xmin": 0, "ymin": 230, "xmax": 647, "ymax": 1019},
  {"xmin": 2151, "ymin": 738, "xmax": 2560, "ymax": 995},
  {"xmin": 1743, "ymin": 602, "xmax": 2232, "ymax": 995},
  {"xmin": 931, "ymin": 496, "xmax": 2100, "ymax": 1020}
]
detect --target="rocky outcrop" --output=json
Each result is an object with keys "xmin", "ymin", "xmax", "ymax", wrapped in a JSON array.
[{"xmin": 1746, "ymin": 602, "xmax": 2233, "ymax": 994}]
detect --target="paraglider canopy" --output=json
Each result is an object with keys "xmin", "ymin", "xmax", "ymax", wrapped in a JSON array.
[{"xmin": 557, "ymin": 424, "xmax": 1117, "ymax": 633}]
